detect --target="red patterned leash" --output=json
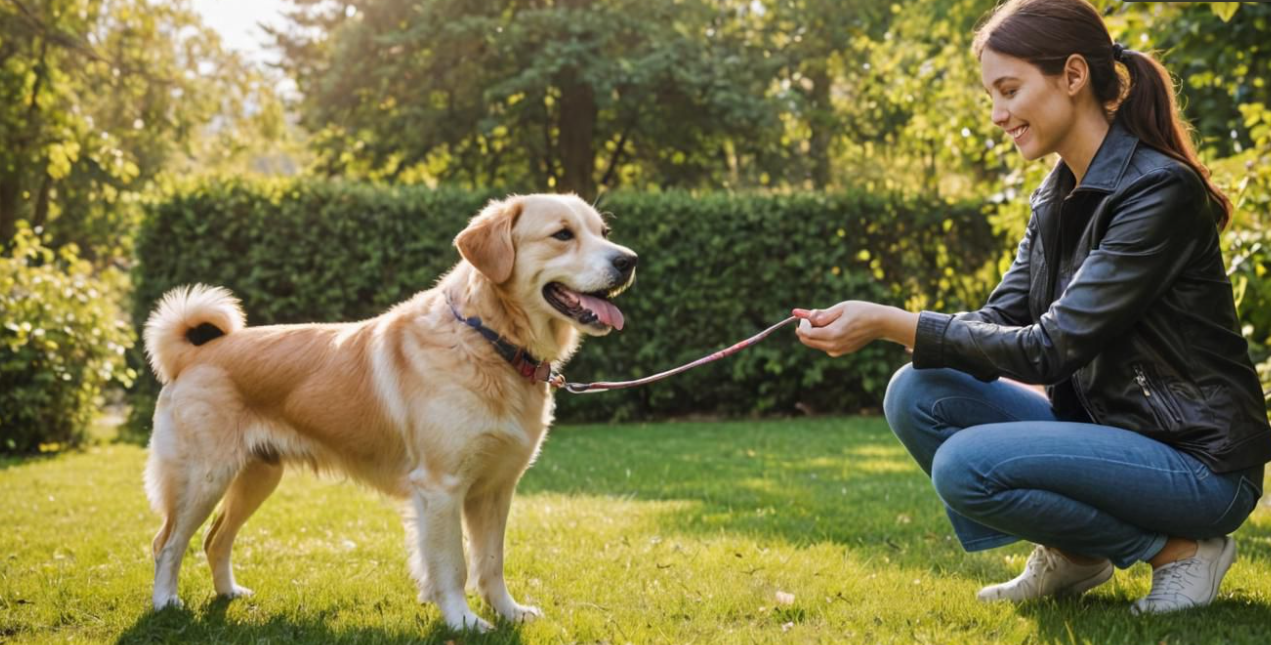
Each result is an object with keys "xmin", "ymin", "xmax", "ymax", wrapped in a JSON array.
[{"xmin": 553, "ymin": 316, "xmax": 799, "ymax": 394}]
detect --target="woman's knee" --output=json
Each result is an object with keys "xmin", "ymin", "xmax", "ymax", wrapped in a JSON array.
[
  {"xmin": 930, "ymin": 431, "xmax": 991, "ymax": 514},
  {"xmin": 883, "ymin": 363, "xmax": 922, "ymax": 428},
  {"xmin": 883, "ymin": 364, "xmax": 964, "ymax": 438}
]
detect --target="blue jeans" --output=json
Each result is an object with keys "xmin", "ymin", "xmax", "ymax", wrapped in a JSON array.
[{"xmin": 883, "ymin": 364, "xmax": 1264, "ymax": 568}]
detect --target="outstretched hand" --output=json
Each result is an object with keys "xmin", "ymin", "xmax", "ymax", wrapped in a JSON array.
[{"xmin": 792, "ymin": 301, "xmax": 917, "ymax": 357}]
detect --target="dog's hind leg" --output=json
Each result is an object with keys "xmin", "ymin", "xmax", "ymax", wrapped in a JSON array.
[
  {"xmin": 146, "ymin": 398, "xmax": 241, "ymax": 611},
  {"xmin": 204, "ymin": 457, "xmax": 283, "ymax": 599},
  {"xmin": 464, "ymin": 480, "xmax": 541, "ymax": 623}
]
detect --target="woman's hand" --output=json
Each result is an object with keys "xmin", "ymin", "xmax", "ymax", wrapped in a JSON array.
[{"xmin": 792, "ymin": 301, "xmax": 918, "ymax": 357}]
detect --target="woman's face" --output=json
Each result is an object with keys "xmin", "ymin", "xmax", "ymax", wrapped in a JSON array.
[{"xmin": 980, "ymin": 48, "xmax": 1076, "ymax": 161}]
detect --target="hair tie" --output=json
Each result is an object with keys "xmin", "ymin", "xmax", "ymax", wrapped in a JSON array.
[{"xmin": 1111, "ymin": 42, "xmax": 1126, "ymax": 62}]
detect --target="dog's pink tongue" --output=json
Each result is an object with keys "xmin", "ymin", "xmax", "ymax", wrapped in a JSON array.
[{"xmin": 576, "ymin": 293, "xmax": 625, "ymax": 331}]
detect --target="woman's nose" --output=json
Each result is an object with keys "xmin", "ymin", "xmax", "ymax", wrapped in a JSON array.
[{"xmin": 991, "ymin": 102, "xmax": 1009, "ymax": 128}]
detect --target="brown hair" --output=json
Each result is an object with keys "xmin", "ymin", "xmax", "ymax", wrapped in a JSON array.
[{"xmin": 973, "ymin": 0, "xmax": 1231, "ymax": 229}]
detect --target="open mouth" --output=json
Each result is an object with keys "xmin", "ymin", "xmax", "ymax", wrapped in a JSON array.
[{"xmin": 543, "ymin": 282, "xmax": 626, "ymax": 331}]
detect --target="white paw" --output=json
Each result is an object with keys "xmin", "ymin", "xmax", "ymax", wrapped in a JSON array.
[
  {"xmin": 153, "ymin": 595, "xmax": 184, "ymax": 611},
  {"xmin": 499, "ymin": 603, "xmax": 543, "ymax": 623},
  {"xmin": 219, "ymin": 584, "xmax": 254, "ymax": 599},
  {"xmin": 449, "ymin": 611, "xmax": 493, "ymax": 633}
]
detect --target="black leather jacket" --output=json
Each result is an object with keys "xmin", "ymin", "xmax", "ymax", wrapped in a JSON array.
[{"xmin": 913, "ymin": 121, "xmax": 1271, "ymax": 474}]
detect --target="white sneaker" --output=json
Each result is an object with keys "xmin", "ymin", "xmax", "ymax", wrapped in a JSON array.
[
  {"xmin": 1131, "ymin": 536, "xmax": 1236, "ymax": 615},
  {"xmin": 978, "ymin": 545, "xmax": 1114, "ymax": 602}
]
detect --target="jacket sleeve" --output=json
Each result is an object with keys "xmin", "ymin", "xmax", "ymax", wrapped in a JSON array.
[
  {"xmin": 912, "ymin": 166, "xmax": 1210, "ymax": 384},
  {"xmin": 952, "ymin": 214, "xmax": 1036, "ymax": 327}
]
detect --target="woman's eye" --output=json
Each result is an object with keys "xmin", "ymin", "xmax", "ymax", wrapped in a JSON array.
[
  {"xmin": 552, "ymin": 229, "xmax": 574, "ymax": 241},
  {"xmin": 1005, "ymin": 89, "xmax": 1018, "ymax": 98}
]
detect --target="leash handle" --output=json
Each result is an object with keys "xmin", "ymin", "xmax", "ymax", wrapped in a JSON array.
[{"xmin": 558, "ymin": 316, "xmax": 799, "ymax": 394}]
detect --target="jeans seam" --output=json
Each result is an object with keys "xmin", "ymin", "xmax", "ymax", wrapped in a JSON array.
[
  {"xmin": 981, "ymin": 455, "xmax": 1199, "ymax": 493},
  {"xmin": 981, "ymin": 453, "xmax": 1194, "ymax": 488},
  {"xmin": 1209, "ymin": 475, "xmax": 1259, "ymax": 529}
]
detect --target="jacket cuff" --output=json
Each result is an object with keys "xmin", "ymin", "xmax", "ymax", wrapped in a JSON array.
[{"xmin": 912, "ymin": 310, "xmax": 953, "ymax": 369}]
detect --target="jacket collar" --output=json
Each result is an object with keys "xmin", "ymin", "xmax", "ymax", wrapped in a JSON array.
[
  {"xmin": 1032, "ymin": 118, "xmax": 1139, "ymax": 207},
  {"xmin": 1071, "ymin": 118, "xmax": 1139, "ymax": 194}
]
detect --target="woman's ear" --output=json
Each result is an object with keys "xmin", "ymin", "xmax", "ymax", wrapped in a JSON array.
[
  {"xmin": 455, "ymin": 198, "xmax": 524, "ymax": 284},
  {"xmin": 1063, "ymin": 53, "xmax": 1090, "ymax": 97}
]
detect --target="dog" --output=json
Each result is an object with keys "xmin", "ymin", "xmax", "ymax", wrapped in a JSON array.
[{"xmin": 142, "ymin": 194, "xmax": 637, "ymax": 631}]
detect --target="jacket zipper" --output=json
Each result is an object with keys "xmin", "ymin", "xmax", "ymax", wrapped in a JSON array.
[{"xmin": 1134, "ymin": 365, "xmax": 1182, "ymax": 426}]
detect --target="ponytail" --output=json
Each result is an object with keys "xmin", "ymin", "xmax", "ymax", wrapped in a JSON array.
[{"xmin": 1116, "ymin": 47, "xmax": 1232, "ymax": 229}]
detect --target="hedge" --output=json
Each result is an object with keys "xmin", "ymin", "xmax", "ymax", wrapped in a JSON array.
[
  {"xmin": 126, "ymin": 179, "xmax": 1001, "ymax": 436},
  {"xmin": 2, "ymin": 223, "xmax": 136, "ymax": 453}
]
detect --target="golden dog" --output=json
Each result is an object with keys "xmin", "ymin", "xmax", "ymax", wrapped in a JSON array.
[{"xmin": 143, "ymin": 194, "xmax": 636, "ymax": 631}]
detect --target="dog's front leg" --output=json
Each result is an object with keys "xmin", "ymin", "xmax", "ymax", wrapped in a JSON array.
[
  {"xmin": 408, "ymin": 469, "xmax": 491, "ymax": 633},
  {"xmin": 464, "ymin": 481, "xmax": 542, "ymax": 623}
]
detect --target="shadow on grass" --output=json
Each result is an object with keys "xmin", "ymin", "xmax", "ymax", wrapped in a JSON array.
[
  {"xmin": 1017, "ymin": 593, "xmax": 1271, "ymax": 644},
  {"xmin": 116, "ymin": 599, "xmax": 529, "ymax": 645},
  {"xmin": 0, "ymin": 451, "xmax": 61, "ymax": 471},
  {"xmin": 522, "ymin": 417, "xmax": 1271, "ymax": 608},
  {"xmin": 522, "ymin": 417, "xmax": 999, "ymax": 565}
]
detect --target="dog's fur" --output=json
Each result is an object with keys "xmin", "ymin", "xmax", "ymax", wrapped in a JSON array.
[{"xmin": 143, "ymin": 194, "xmax": 636, "ymax": 631}]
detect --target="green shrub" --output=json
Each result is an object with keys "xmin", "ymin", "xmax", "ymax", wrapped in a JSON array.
[
  {"xmin": 1212, "ymin": 101, "xmax": 1271, "ymax": 410},
  {"xmin": 127, "ymin": 179, "xmax": 1000, "ymax": 436},
  {"xmin": 1, "ymin": 223, "xmax": 136, "ymax": 453}
]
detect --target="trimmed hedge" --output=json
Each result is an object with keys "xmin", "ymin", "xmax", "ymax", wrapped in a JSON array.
[{"xmin": 127, "ymin": 179, "xmax": 1000, "ymax": 435}]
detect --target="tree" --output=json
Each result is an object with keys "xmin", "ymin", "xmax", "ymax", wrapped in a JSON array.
[
  {"xmin": 271, "ymin": 0, "xmax": 792, "ymax": 196},
  {"xmin": 0, "ymin": 0, "xmax": 291, "ymax": 257}
]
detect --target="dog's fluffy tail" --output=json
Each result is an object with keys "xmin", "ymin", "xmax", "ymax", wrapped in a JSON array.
[{"xmin": 144, "ymin": 284, "xmax": 245, "ymax": 384}]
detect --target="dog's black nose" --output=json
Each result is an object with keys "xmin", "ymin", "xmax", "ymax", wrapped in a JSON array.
[{"xmin": 612, "ymin": 253, "xmax": 638, "ymax": 279}]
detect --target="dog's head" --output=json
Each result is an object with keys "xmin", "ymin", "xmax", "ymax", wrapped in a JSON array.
[{"xmin": 455, "ymin": 194, "xmax": 637, "ymax": 337}]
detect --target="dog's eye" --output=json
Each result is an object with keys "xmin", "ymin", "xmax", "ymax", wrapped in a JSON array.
[
  {"xmin": 601, "ymin": 226, "xmax": 611, "ymax": 239},
  {"xmin": 552, "ymin": 229, "xmax": 574, "ymax": 241}
]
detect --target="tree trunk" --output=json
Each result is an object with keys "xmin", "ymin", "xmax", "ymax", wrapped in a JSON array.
[
  {"xmin": 32, "ymin": 171, "xmax": 52, "ymax": 231},
  {"xmin": 806, "ymin": 62, "xmax": 833, "ymax": 190},
  {"xmin": 554, "ymin": 0, "xmax": 597, "ymax": 197},
  {"xmin": 556, "ymin": 67, "xmax": 597, "ymax": 199},
  {"xmin": 0, "ymin": 177, "xmax": 18, "ymax": 247}
]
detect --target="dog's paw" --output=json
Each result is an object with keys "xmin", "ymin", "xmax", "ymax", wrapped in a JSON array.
[
  {"xmin": 218, "ymin": 584, "xmax": 254, "ymax": 599},
  {"xmin": 500, "ymin": 603, "xmax": 543, "ymax": 623},
  {"xmin": 448, "ymin": 611, "xmax": 493, "ymax": 633},
  {"xmin": 152, "ymin": 595, "xmax": 184, "ymax": 611}
]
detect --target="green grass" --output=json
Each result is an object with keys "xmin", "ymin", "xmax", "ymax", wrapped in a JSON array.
[{"xmin": 2, "ymin": 417, "xmax": 1269, "ymax": 644}]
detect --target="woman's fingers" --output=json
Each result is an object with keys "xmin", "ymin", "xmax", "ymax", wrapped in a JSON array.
[{"xmin": 792, "ymin": 305, "xmax": 844, "ymax": 327}]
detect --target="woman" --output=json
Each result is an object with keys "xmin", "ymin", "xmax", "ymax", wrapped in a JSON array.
[{"xmin": 795, "ymin": 0, "xmax": 1269, "ymax": 614}]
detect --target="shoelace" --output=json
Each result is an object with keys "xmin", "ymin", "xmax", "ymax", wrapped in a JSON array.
[
  {"xmin": 1027, "ymin": 546, "xmax": 1060, "ymax": 573},
  {"xmin": 1018, "ymin": 546, "xmax": 1060, "ymax": 592},
  {"xmin": 1144, "ymin": 558, "xmax": 1204, "ymax": 601}
]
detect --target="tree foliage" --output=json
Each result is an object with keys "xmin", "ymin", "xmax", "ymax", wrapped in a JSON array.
[{"xmin": 0, "ymin": 0, "xmax": 293, "ymax": 256}]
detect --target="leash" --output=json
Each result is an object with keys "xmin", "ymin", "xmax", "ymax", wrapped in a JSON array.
[
  {"xmin": 555, "ymin": 316, "xmax": 799, "ymax": 394},
  {"xmin": 447, "ymin": 292, "xmax": 798, "ymax": 395}
]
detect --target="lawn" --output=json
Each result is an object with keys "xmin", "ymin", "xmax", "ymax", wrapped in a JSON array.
[{"xmin": 2, "ymin": 416, "xmax": 1269, "ymax": 644}]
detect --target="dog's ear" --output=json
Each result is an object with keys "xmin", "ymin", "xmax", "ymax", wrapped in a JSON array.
[{"xmin": 455, "ymin": 198, "xmax": 524, "ymax": 284}]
